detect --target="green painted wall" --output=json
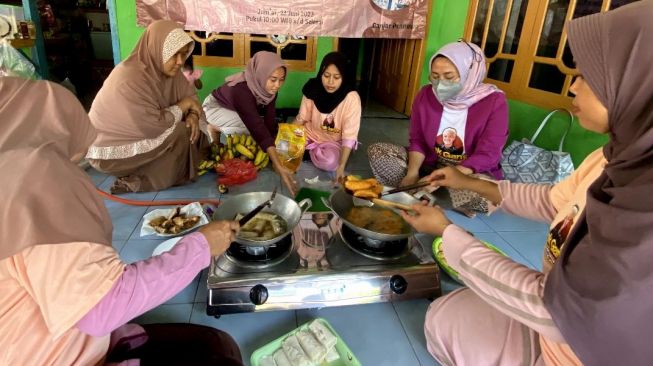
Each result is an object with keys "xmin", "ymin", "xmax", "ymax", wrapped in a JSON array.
[
  {"xmin": 419, "ymin": 0, "xmax": 470, "ymax": 86},
  {"xmin": 114, "ymin": 0, "xmax": 607, "ymax": 165},
  {"xmin": 114, "ymin": 0, "xmax": 334, "ymax": 108}
]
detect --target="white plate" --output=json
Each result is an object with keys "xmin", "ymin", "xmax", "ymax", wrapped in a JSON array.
[
  {"xmin": 152, "ymin": 237, "xmax": 182, "ymax": 256},
  {"xmin": 140, "ymin": 202, "xmax": 209, "ymax": 237}
]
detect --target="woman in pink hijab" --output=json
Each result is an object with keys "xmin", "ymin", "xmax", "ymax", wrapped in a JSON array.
[
  {"xmin": 87, "ymin": 20, "xmax": 209, "ymax": 194},
  {"xmin": 0, "ymin": 77, "xmax": 242, "ymax": 365},
  {"xmin": 368, "ymin": 41, "xmax": 508, "ymax": 212},
  {"xmin": 203, "ymin": 51, "xmax": 298, "ymax": 195}
]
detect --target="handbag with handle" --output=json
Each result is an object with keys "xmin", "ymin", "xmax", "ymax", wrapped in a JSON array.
[{"xmin": 502, "ymin": 109, "xmax": 575, "ymax": 184}]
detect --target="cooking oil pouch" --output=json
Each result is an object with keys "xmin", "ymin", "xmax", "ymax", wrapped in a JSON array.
[{"xmin": 275, "ymin": 123, "xmax": 306, "ymax": 173}]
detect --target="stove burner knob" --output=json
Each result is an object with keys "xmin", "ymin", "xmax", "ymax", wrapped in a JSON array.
[
  {"xmin": 250, "ymin": 284, "xmax": 269, "ymax": 305},
  {"xmin": 390, "ymin": 275, "xmax": 408, "ymax": 295}
]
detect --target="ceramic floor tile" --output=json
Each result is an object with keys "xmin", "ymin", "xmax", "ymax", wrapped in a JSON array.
[
  {"xmin": 194, "ymin": 268, "xmax": 209, "ymax": 303},
  {"xmin": 362, "ymin": 100, "xmax": 408, "ymax": 119},
  {"xmin": 85, "ymin": 168, "xmax": 110, "ymax": 187},
  {"xmin": 112, "ymin": 240, "xmax": 126, "ymax": 253},
  {"xmin": 440, "ymin": 271, "xmax": 465, "ymax": 295},
  {"xmin": 496, "ymin": 231, "xmax": 548, "ymax": 270},
  {"xmin": 134, "ymin": 303, "xmax": 194, "ymax": 324},
  {"xmin": 153, "ymin": 173, "xmax": 221, "ymax": 200},
  {"xmin": 393, "ymin": 299, "xmax": 442, "ymax": 366},
  {"xmin": 104, "ymin": 201, "xmax": 149, "ymax": 241},
  {"xmin": 220, "ymin": 168, "xmax": 281, "ymax": 197},
  {"xmin": 346, "ymin": 149, "xmax": 373, "ymax": 171},
  {"xmin": 98, "ymin": 176, "xmax": 158, "ymax": 201},
  {"xmin": 480, "ymin": 210, "xmax": 550, "ymax": 232},
  {"xmin": 472, "ymin": 232, "xmax": 531, "ymax": 267},
  {"xmin": 380, "ymin": 121, "xmax": 410, "ymax": 143},
  {"xmin": 296, "ymin": 303, "xmax": 421, "ymax": 366},
  {"xmin": 119, "ymin": 238, "xmax": 201, "ymax": 304},
  {"xmin": 189, "ymin": 303, "xmax": 297, "ymax": 366},
  {"xmin": 444, "ymin": 209, "xmax": 494, "ymax": 233}
]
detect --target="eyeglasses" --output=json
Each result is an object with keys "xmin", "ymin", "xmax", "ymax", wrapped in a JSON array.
[{"xmin": 457, "ymin": 39, "xmax": 483, "ymax": 69}]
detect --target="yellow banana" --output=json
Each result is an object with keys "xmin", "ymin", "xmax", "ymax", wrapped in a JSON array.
[
  {"xmin": 256, "ymin": 155, "xmax": 269, "ymax": 170},
  {"xmin": 235, "ymin": 144, "xmax": 255, "ymax": 160},
  {"xmin": 226, "ymin": 136, "xmax": 233, "ymax": 150},
  {"xmin": 245, "ymin": 135, "xmax": 253, "ymax": 146},
  {"xmin": 240, "ymin": 134, "xmax": 247, "ymax": 145},
  {"xmin": 198, "ymin": 169, "xmax": 208, "ymax": 176},
  {"xmin": 215, "ymin": 155, "xmax": 221, "ymax": 162},
  {"xmin": 253, "ymin": 150, "xmax": 265, "ymax": 165},
  {"xmin": 247, "ymin": 144, "xmax": 257, "ymax": 155}
]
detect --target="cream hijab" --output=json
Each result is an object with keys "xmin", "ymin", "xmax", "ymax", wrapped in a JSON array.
[{"xmin": 89, "ymin": 20, "xmax": 195, "ymax": 147}]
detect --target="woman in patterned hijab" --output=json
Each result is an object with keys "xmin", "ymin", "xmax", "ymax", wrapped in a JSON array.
[{"xmin": 87, "ymin": 20, "xmax": 209, "ymax": 193}]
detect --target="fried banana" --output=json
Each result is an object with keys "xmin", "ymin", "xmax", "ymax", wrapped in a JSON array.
[{"xmin": 353, "ymin": 189, "xmax": 378, "ymax": 199}]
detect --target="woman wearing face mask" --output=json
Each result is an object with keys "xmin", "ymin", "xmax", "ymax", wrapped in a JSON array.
[
  {"xmin": 368, "ymin": 41, "xmax": 508, "ymax": 209},
  {"xmin": 87, "ymin": 20, "xmax": 209, "ymax": 194},
  {"xmin": 294, "ymin": 52, "xmax": 361, "ymax": 183},
  {"xmin": 402, "ymin": 2, "xmax": 653, "ymax": 364},
  {"xmin": 203, "ymin": 51, "xmax": 297, "ymax": 195}
]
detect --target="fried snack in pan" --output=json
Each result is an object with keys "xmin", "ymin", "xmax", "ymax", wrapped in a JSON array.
[
  {"xmin": 353, "ymin": 189, "xmax": 378, "ymax": 199},
  {"xmin": 344, "ymin": 179, "xmax": 374, "ymax": 191}
]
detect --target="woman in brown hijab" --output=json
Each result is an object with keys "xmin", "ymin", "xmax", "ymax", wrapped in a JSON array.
[
  {"xmin": 0, "ymin": 77, "xmax": 242, "ymax": 365},
  {"xmin": 87, "ymin": 20, "xmax": 208, "ymax": 194},
  {"xmin": 398, "ymin": 2, "xmax": 653, "ymax": 365}
]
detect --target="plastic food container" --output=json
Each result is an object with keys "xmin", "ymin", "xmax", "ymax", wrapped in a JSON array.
[{"xmin": 250, "ymin": 318, "xmax": 361, "ymax": 366}]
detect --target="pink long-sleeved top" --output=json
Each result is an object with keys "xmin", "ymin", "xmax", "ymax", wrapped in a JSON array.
[{"xmin": 441, "ymin": 148, "xmax": 606, "ymax": 366}]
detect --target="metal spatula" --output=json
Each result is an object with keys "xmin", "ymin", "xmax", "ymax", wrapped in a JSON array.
[
  {"xmin": 343, "ymin": 186, "xmax": 413, "ymax": 211},
  {"xmin": 238, "ymin": 187, "xmax": 277, "ymax": 226}
]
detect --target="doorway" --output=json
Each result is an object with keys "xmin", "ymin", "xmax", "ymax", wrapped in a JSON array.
[{"xmin": 336, "ymin": 36, "xmax": 427, "ymax": 116}]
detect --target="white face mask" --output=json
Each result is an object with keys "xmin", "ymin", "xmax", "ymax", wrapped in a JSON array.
[{"xmin": 431, "ymin": 79, "xmax": 463, "ymax": 102}]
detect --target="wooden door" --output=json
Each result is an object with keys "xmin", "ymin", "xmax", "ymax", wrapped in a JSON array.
[{"xmin": 372, "ymin": 38, "xmax": 417, "ymax": 114}]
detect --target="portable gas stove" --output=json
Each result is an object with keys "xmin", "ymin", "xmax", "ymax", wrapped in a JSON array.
[{"xmin": 206, "ymin": 213, "xmax": 440, "ymax": 316}]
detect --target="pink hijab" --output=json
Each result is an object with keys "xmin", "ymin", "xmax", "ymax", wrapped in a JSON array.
[
  {"xmin": 89, "ymin": 20, "xmax": 195, "ymax": 147},
  {"xmin": 0, "ymin": 77, "xmax": 112, "ymax": 260},
  {"xmin": 225, "ymin": 51, "xmax": 285, "ymax": 106},
  {"xmin": 429, "ymin": 41, "xmax": 501, "ymax": 110}
]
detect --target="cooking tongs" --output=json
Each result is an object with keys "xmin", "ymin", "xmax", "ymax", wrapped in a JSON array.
[
  {"xmin": 238, "ymin": 187, "xmax": 277, "ymax": 226},
  {"xmin": 380, "ymin": 180, "xmax": 432, "ymax": 197}
]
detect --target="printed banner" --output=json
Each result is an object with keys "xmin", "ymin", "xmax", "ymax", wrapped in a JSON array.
[{"xmin": 136, "ymin": 0, "xmax": 428, "ymax": 39}]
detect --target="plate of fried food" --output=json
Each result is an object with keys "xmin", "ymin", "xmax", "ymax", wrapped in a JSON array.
[{"xmin": 140, "ymin": 202, "xmax": 209, "ymax": 237}]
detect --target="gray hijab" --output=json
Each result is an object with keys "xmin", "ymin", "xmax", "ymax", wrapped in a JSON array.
[{"xmin": 543, "ymin": 1, "xmax": 653, "ymax": 365}]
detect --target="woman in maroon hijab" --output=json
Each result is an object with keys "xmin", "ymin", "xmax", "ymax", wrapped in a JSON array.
[{"xmin": 401, "ymin": 1, "xmax": 653, "ymax": 365}]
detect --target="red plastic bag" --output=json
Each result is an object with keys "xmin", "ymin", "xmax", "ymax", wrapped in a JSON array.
[{"xmin": 215, "ymin": 158, "xmax": 257, "ymax": 186}]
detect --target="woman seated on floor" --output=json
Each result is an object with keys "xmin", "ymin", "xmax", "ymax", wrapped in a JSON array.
[
  {"xmin": 203, "ymin": 51, "xmax": 297, "ymax": 195},
  {"xmin": 368, "ymin": 40, "xmax": 508, "ymax": 212},
  {"xmin": 0, "ymin": 77, "xmax": 243, "ymax": 365},
  {"xmin": 402, "ymin": 2, "xmax": 653, "ymax": 365},
  {"xmin": 293, "ymin": 51, "xmax": 361, "ymax": 183},
  {"xmin": 86, "ymin": 20, "xmax": 209, "ymax": 194}
]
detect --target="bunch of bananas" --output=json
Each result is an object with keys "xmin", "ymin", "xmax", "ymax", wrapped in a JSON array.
[{"xmin": 197, "ymin": 133, "xmax": 269, "ymax": 176}]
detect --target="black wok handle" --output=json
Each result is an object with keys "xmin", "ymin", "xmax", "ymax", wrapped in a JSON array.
[{"xmin": 238, "ymin": 201, "xmax": 270, "ymax": 227}]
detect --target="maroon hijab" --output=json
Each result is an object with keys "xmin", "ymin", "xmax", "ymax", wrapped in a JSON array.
[
  {"xmin": 543, "ymin": 2, "xmax": 653, "ymax": 365},
  {"xmin": 0, "ymin": 77, "xmax": 113, "ymax": 260}
]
